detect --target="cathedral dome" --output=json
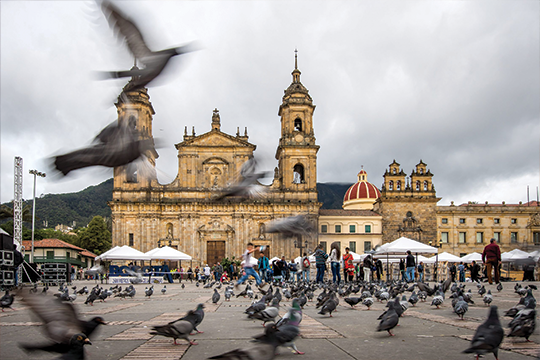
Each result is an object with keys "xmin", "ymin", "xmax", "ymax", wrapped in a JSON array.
[{"xmin": 343, "ymin": 169, "xmax": 381, "ymax": 210}]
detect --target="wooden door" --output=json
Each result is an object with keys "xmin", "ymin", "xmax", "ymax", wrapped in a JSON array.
[{"xmin": 207, "ymin": 241, "xmax": 226, "ymax": 266}]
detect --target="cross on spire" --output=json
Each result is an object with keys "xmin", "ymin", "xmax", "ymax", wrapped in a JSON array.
[{"xmin": 295, "ymin": 48, "xmax": 298, "ymax": 69}]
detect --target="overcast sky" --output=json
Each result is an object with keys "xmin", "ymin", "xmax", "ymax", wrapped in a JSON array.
[{"xmin": 1, "ymin": 1, "xmax": 539, "ymax": 207}]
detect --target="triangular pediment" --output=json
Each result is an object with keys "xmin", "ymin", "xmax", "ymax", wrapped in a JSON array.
[{"xmin": 175, "ymin": 130, "xmax": 256, "ymax": 149}]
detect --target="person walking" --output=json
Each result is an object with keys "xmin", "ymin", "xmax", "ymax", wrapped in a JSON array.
[
  {"xmin": 399, "ymin": 259, "xmax": 406, "ymax": 281},
  {"xmin": 313, "ymin": 244, "xmax": 328, "ymax": 284},
  {"xmin": 458, "ymin": 262, "xmax": 465, "ymax": 282},
  {"xmin": 449, "ymin": 263, "xmax": 457, "ymax": 283},
  {"xmin": 301, "ymin": 253, "xmax": 311, "ymax": 282},
  {"xmin": 363, "ymin": 254, "xmax": 373, "ymax": 283},
  {"xmin": 470, "ymin": 260, "xmax": 480, "ymax": 283},
  {"xmin": 405, "ymin": 250, "xmax": 416, "ymax": 282},
  {"xmin": 272, "ymin": 258, "xmax": 285, "ymax": 284},
  {"xmin": 482, "ymin": 238, "xmax": 501, "ymax": 284},
  {"xmin": 417, "ymin": 261, "xmax": 424, "ymax": 283},
  {"xmin": 258, "ymin": 252, "xmax": 270, "ymax": 282},
  {"xmin": 375, "ymin": 258, "xmax": 383, "ymax": 282},
  {"xmin": 288, "ymin": 259, "xmax": 298, "ymax": 283},
  {"xmin": 203, "ymin": 264, "xmax": 211, "ymax": 281},
  {"xmin": 215, "ymin": 262, "xmax": 224, "ymax": 282},
  {"xmin": 235, "ymin": 242, "xmax": 263, "ymax": 288},
  {"xmin": 342, "ymin": 247, "xmax": 355, "ymax": 283},
  {"xmin": 329, "ymin": 242, "xmax": 341, "ymax": 284}
]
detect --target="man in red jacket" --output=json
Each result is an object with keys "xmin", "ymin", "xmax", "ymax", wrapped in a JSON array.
[{"xmin": 482, "ymin": 238, "xmax": 501, "ymax": 284}]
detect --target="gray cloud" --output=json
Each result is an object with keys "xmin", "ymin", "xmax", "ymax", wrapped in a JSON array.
[{"xmin": 1, "ymin": 1, "xmax": 538, "ymax": 207}]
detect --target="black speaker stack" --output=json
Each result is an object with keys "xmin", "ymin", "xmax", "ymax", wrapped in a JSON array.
[
  {"xmin": 42, "ymin": 263, "xmax": 68, "ymax": 285},
  {"xmin": 0, "ymin": 233, "xmax": 16, "ymax": 287}
]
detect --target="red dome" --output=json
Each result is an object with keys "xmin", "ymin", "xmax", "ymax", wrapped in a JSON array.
[{"xmin": 344, "ymin": 181, "xmax": 381, "ymax": 202}]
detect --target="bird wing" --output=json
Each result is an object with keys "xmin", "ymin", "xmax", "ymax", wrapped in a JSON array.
[
  {"xmin": 24, "ymin": 296, "xmax": 83, "ymax": 344},
  {"xmin": 101, "ymin": 1, "xmax": 153, "ymax": 61}
]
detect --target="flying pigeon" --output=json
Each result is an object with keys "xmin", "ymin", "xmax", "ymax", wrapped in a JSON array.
[
  {"xmin": 463, "ymin": 306, "xmax": 504, "ymax": 360},
  {"xmin": 265, "ymin": 215, "xmax": 316, "ymax": 238},
  {"xmin": 213, "ymin": 156, "xmax": 269, "ymax": 201},
  {"xmin": 99, "ymin": 0, "xmax": 197, "ymax": 92},
  {"xmin": 53, "ymin": 120, "xmax": 156, "ymax": 177}
]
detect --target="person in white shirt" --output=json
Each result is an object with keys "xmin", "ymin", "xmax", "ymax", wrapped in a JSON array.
[{"xmin": 235, "ymin": 242, "xmax": 263, "ymax": 288}]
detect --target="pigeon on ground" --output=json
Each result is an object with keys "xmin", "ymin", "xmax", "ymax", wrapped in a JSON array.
[
  {"xmin": 150, "ymin": 320, "xmax": 196, "ymax": 345},
  {"xmin": 161, "ymin": 285, "xmax": 167, "ymax": 295},
  {"xmin": 463, "ymin": 306, "xmax": 504, "ymax": 360},
  {"xmin": 362, "ymin": 297, "xmax": 374, "ymax": 310},
  {"xmin": 76, "ymin": 286, "xmax": 88, "ymax": 295},
  {"xmin": 99, "ymin": 0, "xmax": 197, "ymax": 92},
  {"xmin": 145, "ymin": 286, "xmax": 154, "ymax": 298},
  {"xmin": 248, "ymin": 298, "xmax": 280, "ymax": 326},
  {"xmin": 497, "ymin": 283, "xmax": 503, "ymax": 292},
  {"xmin": 265, "ymin": 300, "xmax": 303, "ymax": 355},
  {"xmin": 478, "ymin": 285, "xmax": 486, "ymax": 296},
  {"xmin": 377, "ymin": 301, "xmax": 399, "ymax": 336},
  {"xmin": 169, "ymin": 304, "xmax": 205, "ymax": 334},
  {"xmin": 454, "ymin": 296, "xmax": 468, "ymax": 320},
  {"xmin": 523, "ymin": 289, "xmax": 536, "ymax": 309},
  {"xmin": 208, "ymin": 325, "xmax": 279, "ymax": 360},
  {"xmin": 431, "ymin": 291, "xmax": 444, "ymax": 309},
  {"xmin": 408, "ymin": 291, "xmax": 419, "ymax": 307},
  {"xmin": 84, "ymin": 290, "xmax": 98, "ymax": 306},
  {"xmin": 344, "ymin": 297, "xmax": 362, "ymax": 308},
  {"xmin": 212, "ymin": 289, "xmax": 221, "ymax": 304},
  {"xmin": 318, "ymin": 293, "xmax": 338, "ymax": 317},
  {"xmin": 0, "ymin": 291, "xmax": 15, "ymax": 311},
  {"xmin": 483, "ymin": 290, "xmax": 493, "ymax": 306},
  {"xmin": 508, "ymin": 307, "xmax": 536, "ymax": 342}
]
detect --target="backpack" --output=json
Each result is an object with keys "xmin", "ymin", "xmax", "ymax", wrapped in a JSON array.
[{"xmin": 303, "ymin": 257, "xmax": 310, "ymax": 268}]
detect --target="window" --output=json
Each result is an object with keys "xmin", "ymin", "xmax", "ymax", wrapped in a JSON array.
[
  {"xmin": 441, "ymin": 218, "xmax": 448, "ymax": 224},
  {"xmin": 534, "ymin": 232, "xmax": 540, "ymax": 245},
  {"xmin": 511, "ymin": 218, "xmax": 517, "ymax": 224},
  {"xmin": 511, "ymin": 232, "xmax": 518, "ymax": 243},
  {"xmin": 46, "ymin": 251, "xmax": 54, "ymax": 259},
  {"xmin": 349, "ymin": 241, "xmax": 356, "ymax": 253},
  {"xmin": 415, "ymin": 181, "xmax": 420, "ymax": 191},
  {"xmin": 321, "ymin": 225, "xmax": 327, "ymax": 233},
  {"xmin": 441, "ymin": 232, "xmax": 449, "ymax": 243},
  {"xmin": 319, "ymin": 241, "xmax": 327, "ymax": 253},
  {"xmin": 458, "ymin": 232, "xmax": 466, "ymax": 243},
  {"xmin": 66, "ymin": 251, "xmax": 70, "ymax": 259},
  {"xmin": 494, "ymin": 218, "xmax": 500, "ymax": 224},
  {"xmin": 476, "ymin": 232, "xmax": 484, "ymax": 243},
  {"xmin": 396, "ymin": 180, "xmax": 401, "ymax": 190},
  {"xmin": 364, "ymin": 241, "xmax": 372, "ymax": 252},
  {"xmin": 476, "ymin": 218, "xmax": 483, "ymax": 224},
  {"xmin": 129, "ymin": 233, "xmax": 134, "ymax": 247},
  {"xmin": 293, "ymin": 164, "xmax": 305, "ymax": 184},
  {"xmin": 294, "ymin": 118, "xmax": 302, "ymax": 131},
  {"xmin": 423, "ymin": 181, "xmax": 428, "ymax": 191},
  {"xmin": 365, "ymin": 225, "xmax": 371, "ymax": 233},
  {"xmin": 335, "ymin": 225, "xmax": 341, "ymax": 233},
  {"xmin": 389, "ymin": 180, "xmax": 394, "ymax": 191},
  {"xmin": 349, "ymin": 225, "xmax": 356, "ymax": 233},
  {"xmin": 459, "ymin": 218, "xmax": 466, "ymax": 224},
  {"xmin": 494, "ymin": 232, "xmax": 501, "ymax": 242}
]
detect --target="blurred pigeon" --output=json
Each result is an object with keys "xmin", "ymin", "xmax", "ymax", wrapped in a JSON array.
[
  {"xmin": 478, "ymin": 285, "xmax": 486, "ymax": 296},
  {"xmin": 100, "ymin": 0, "xmax": 197, "ymax": 92},
  {"xmin": 496, "ymin": 283, "xmax": 503, "ymax": 292},
  {"xmin": 408, "ymin": 291, "xmax": 419, "ymax": 307},
  {"xmin": 463, "ymin": 306, "xmax": 504, "ymax": 360},
  {"xmin": 53, "ymin": 120, "xmax": 156, "ymax": 177},
  {"xmin": 249, "ymin": 298, "xmax": 280, "ymax": 326},
  {"xmin": 362, "ymin": 297, "xmax": 374, "ymax": 310},
  {"xmin": 20, "ymin": 333, "xmax": 92, "ymax": 360},
  {"xmin": 209, "ymin": 325, "xmax": 279, "ymax": 360},
  {"xmin": 0, "ymin": 291, "xmax": 15, "ymax": 312},
  {"xmin": 483, "ymin": 290, "xmax": 493, "ymax": 306},
  {"xmin": 344, "ymin": 297, "xmax": 362, "ymax": 308},
  {"xmin": 431, "ymin": 291, "xmax": 444, "ymax": 309},
  {"xmin": 214, "ymin": 156, "xmax": 269, "ymax": 201},
  {"xmin": 169, "ymin": 304, "xmax": 205, "ymax": 334},
  {"xmin": 265, "ymin": 215, "xmax": 316, "ymax": 238},
  {"xmin": 508, "ymin": 307, "xmax": 536, "ymax": 342},
  {"xmin": 265, "ymin": 300, "xmax": 303, "ymax": 355}
]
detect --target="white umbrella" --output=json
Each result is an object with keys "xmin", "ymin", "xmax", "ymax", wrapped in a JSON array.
[
  {"xmin": 375, "ymin": 237, "xmax": 438, "ymax": 255},
  {"xmin": 145, "ymin": 246, "xmax": 192, "ymax": 261},
  {"xmin": 460, "ymin": 252, "xmax": 482, "ymax": 264}
]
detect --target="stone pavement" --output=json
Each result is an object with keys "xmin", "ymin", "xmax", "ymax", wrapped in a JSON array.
[{"xmin": 1, "ymin": 280, "xmax": 539, "ymax": 360}]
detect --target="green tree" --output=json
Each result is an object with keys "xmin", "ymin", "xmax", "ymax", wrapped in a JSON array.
[
  {"xmin": 0, "ymin": 204, "xmax": 34, "ymax": 222},
  {"xmin": 78, "ymin": 216, "xmax": 111, "ymax": 255}
]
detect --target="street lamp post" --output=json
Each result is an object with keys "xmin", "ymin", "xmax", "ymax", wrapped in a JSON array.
[
  {"xmin": 29, "ymin": 169, "xmax": 46, "ymax": 263},
  {"xmin": 293, "ymin": 235, "xmax": 309, "ymax": 259}
]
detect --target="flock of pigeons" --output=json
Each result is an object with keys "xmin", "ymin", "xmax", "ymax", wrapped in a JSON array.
[{"xmin": 0, "ymin": 275, "xmax": 538, "ymax": 359}]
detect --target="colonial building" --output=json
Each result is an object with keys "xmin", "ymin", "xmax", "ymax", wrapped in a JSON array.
[
  {"xmin": 318, "ymin": 169, "xmax": 383, "ymax": 255},
  {"xmin": 373, "ymin": 160, "xmax": 440, "ymax": 244},
  {"xmin": 110, "ymin": 57, "xmax": 321, "ymax": 265}
]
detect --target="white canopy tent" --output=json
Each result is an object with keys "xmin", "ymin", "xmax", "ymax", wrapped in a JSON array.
[
  {"xmin": 417, "ymin": 254, "xmax": 435, "ymax": 264},
  {"xmin": 95, "ymin": 246, "xmax": 120, "ymax": 261},
  {"xmin": 528, "ymin": 250, "xmax": 540, "ymax": 262},
  {"xmin": 96, "ymin": 245, "xmax": 150, "ymax": 261},
  {"xmin": 294, "ymin": 255, "xmax": 316, "ymax": 264},
  {"xmin": 460, "ymin": 252, "xmax": 482, "ymax": 264},
  {"xmin": 241, "ymin": 257, "xmax": 258, "ymax": 267},
  {"xmin": 145, "ymin": 246, "xmax": 192, "ymax": 261},
  {"xmin": 375, "ymin": 237, "xmax": 438, "ymax": 255},
  {"xmin": 501, "ymin": 249, "xmax": 531, "ymax": 262},
  {"xmin": 429, "ymin": 252, "xmax": 461, "ymax": 263}
]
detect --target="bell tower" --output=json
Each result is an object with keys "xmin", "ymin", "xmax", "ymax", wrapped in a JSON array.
[
  {"xmin": 275, "ymin": 51, "xmax": 319, "ymax": 201},
  {"xmin": 113, "ymin": 71, "xmax": 158, "ymax": 190}
]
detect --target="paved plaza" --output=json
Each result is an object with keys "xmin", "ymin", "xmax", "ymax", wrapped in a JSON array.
[{"xmin": 1, "ymin": 279, "xmax": 539, "ymax": 360}]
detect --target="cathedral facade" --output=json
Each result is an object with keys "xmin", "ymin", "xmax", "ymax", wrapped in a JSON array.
[{"xmin": 109, "ymin": 61, "xmax": 321, "ymax": 266}]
